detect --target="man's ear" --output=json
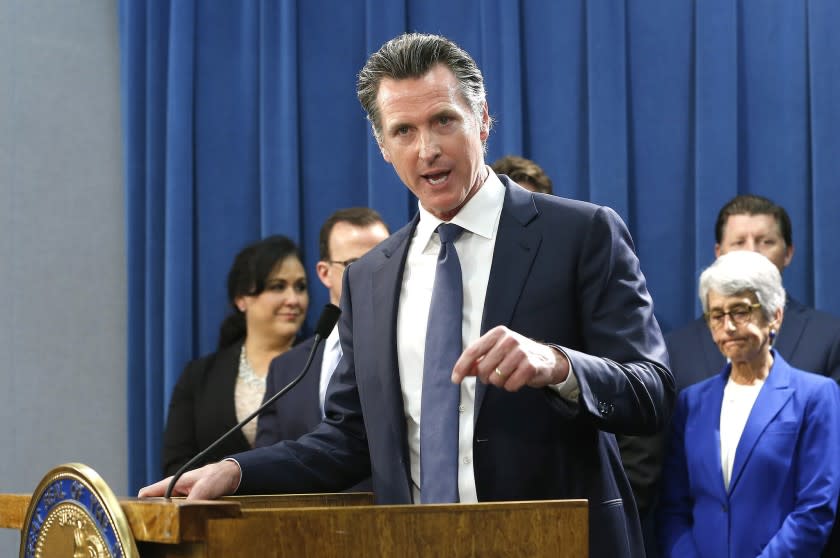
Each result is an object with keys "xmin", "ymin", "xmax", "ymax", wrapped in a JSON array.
[
  {"xmin": 479, "ymin": 101, "xmax": 490, "ymax": 141},
  {"xmin": 380, "ymin": 144, "xmax": 392, "ymax": 163},
  {"xmin": 714, "ymin": 243, "xmax": 722, "ymax": 259},
  {"xmin": 375, "ymin": 126, "xmax": 392, "ymax": 163},
  {"xmin": 783, "ymin": 244, "xmax": 794, "ymax": 268},
  {"xmin": 315, "ymin": 261, "xmax": 332, "ymax": 290}
]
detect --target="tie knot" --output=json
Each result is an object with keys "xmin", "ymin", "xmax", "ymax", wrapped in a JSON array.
[{"xmin": 436, "ymin": 223, "xmax": 463, "ymax": 244}]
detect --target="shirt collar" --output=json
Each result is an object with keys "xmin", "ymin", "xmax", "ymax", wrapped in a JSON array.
[{"xmin": 414, "ymin": 167, "xmax": 505, "ymax": 249}]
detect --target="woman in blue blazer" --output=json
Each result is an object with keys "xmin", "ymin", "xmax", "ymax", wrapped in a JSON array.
[{"xmin": 658, "ymin": 250, "xmax": 840, "ymax": 557}]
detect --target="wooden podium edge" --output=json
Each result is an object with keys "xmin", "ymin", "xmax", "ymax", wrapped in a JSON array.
[
  {"xmin": 1, "ymin": 492, "xmax": 375, "ymax": 543},
  {"xmin": 0, "ymin": 494, "xmax": 28, "ymax": 530},
  {"xmin": 5, "ymin": 492, "xmax": 588, "ymax": 555}
]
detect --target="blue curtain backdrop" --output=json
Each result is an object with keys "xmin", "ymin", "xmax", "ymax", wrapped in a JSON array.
[{"xmin": 119, "ymin": 0, "xmax": 840, "ymax": 492}]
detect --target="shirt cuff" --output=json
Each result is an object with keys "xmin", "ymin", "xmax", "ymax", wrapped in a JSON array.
[
  {"xmin": 546, "ymin": 345, "xmax": 580, "ymax": 401},
  {"xmin": 223, "ymin": 458, "xmax": 243, "ymax": 493}
]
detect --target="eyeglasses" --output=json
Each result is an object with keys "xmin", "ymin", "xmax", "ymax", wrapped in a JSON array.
[
  {"xmin": 705, "ymin": 303, "xmax": 762, "ymax": 329},
  {"xmin": 327, "ymin": 258, "xmax": 359, "ymax": 268}
]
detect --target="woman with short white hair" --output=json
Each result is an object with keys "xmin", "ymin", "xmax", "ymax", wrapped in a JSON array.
[{"xmin": 658, "ymin": 250, "xmax": 840, "ymax": 557}]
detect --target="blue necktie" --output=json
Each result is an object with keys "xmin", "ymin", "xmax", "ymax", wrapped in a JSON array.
[{"xmin": 420, "ymin": 223, "xmax": 464, "ymax": 503}]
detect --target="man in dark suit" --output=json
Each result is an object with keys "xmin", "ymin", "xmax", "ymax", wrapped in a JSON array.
[
  {"xmin": 255, "ymin": 207, "xmax": 388, "ymax": 448},
  {"xmin": 666, "ymin": 194, "xmax": 840, "ymax": 388},
  {"xmin": 140, "ymin": 33, "xmax": 673, "ymax": 558},
  {"xmin": 619, "ymin": 194, "xmax": 840, "ymax": 557}
]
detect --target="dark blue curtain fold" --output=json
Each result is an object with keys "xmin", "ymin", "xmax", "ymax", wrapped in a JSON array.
[{"xmin": 119, "ymin": 0, "xmax": 840, "ymax": 493}]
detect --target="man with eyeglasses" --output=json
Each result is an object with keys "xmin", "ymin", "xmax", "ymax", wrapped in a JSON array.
[
  {"xmin": 667, "ymin": 194, "xmax": 840, "ymax": 391},
  {"xmin": 255, "ymin": 207, "xmax": 389, "ymax": 452}
]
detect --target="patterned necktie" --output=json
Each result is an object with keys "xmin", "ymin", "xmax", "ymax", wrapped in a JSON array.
[{"xmin": 420, "ymin": 223, "xmax": 464, "ymax": 503}]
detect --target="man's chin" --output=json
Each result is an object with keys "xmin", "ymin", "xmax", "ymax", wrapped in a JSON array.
[{"xmin": 422, "ymin": 195, "xmax": 468, "ymax": 221}]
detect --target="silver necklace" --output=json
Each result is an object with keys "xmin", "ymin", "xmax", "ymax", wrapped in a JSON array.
[{"xmin": 238, "ymin": 346, "xmax": 265, "ymax": 388}]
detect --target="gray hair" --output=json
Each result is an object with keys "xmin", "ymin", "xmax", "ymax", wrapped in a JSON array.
[
  {"xmin": 698, "ymin": 251, "xmax": 786, "ymax": 320},
  {"xmin": 356, "ymin": 33, "xmax": 490, "ymax": 143}
]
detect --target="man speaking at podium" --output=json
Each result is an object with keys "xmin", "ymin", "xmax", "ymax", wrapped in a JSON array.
[{"xmin": 141, "ymin": 33, "xmax": 673, "ymax": 558}]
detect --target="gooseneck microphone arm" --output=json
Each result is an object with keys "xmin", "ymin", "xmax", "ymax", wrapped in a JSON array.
[{"xmin": 164, "ymin": 303, "xmax": 342, "ymax": 500}]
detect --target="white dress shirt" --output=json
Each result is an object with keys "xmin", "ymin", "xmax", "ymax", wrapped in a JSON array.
[
  {"xmin": 318, "ymin": 325, "xmax": 342, "ymax": 418},
  {"xmin": 397, "ymin": 171, "xmax": 504, "ymax": 503},
  {"xmin": 395, "ymin": 171, "xmax": 581, "ymax": 503},
  {"xmin": 226, "ymin": 172, "xmax": 579, "ymax": 495}
]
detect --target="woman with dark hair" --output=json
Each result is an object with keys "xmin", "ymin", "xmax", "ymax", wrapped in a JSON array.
[{"xmin": 162, "ymin": 235, "xmax": 309, "ymax": 475}]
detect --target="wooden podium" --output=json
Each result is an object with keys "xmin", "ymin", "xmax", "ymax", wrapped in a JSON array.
[{"xmin": 2, "ymin": 483, "xmax": 588, "ymax": 557}]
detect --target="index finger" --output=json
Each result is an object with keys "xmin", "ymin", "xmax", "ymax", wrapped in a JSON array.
[
  {"xmin": 137, "ymin": 476, "xmax": 173, "ymax": 498},
  {"xmin": 451, "ymin": 326, "xmax": 505, "ymax": 383}
]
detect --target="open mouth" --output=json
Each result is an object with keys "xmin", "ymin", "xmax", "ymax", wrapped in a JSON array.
[{"xmin": 424, "ymin": 171, "xmax": 450, "ymax": 185}]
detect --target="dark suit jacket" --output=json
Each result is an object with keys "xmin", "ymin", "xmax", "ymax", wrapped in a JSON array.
[
  {"xmin": 658, "ymin": 352, "xmax": 840, "ymax": 557},
  {"xmin": 233, "ymin": 178, "xmax": 673, "ymax": 558},
  {"xmin": 162, "ymin": 343, "xmax": 251, "ymax": 476},
  {"xmin": 255, "ymin": 336, "xmax": 324, "ymax": 447},
  {"xmin": 255, "ymin": 335, "xmax": 373, "ymax": 492}
]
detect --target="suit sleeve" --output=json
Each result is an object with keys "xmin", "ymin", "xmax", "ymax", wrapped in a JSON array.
[
  {"xmin": 161, "ymin": 359, "xmax": 202, "ymax": 477},
  {"xmin": 561, "ymin": 206, "xmax": 675, "ymax": 435},
  {"xmin": 657, "ymin": 392, "xmax": 702, "ymax": 558},
  {"xmin": 758, "ymin": 380, "xmax": 840, "ymax": 557},
  {"xmin": 232, "ymin": 274, "xmax": 370, "ymax": 494}
]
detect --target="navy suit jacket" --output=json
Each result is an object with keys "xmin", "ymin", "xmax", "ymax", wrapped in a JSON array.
[
  {"xmin": 255, "ymin": 334, "xmax": 373, "ymax": 492},
  {"xmin": 233, "ymin": 177, "xmax": 673, "ymax": 558},
  {"xmin": 255, "ymin": 336, "xmax": 324, "ymax": 447},
  {"xmin": 666, "ymin": 297, "xmax": 840, "ymax": 391},
  {"xmin": 658, "ymin": 352, "xmax": 840, "ymax": 557}
]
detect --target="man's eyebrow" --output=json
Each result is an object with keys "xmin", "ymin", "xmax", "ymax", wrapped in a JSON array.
[
  {"xmin": 384, "ymin": 119, "xmax": 410, "ymax": 133},
  {"xmin": 432, "ymin": 107, "xmax": 459, "ymax": 118}
]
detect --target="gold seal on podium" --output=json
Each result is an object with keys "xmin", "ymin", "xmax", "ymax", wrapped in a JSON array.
[{"xmin": 20, "ymin": 463, "xmax": 138, "ymax": 558}]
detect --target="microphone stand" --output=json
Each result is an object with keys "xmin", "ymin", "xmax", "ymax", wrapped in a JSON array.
[{"xmin": 164, "ymin": 303, "xmax": 341, "ymax": 499}]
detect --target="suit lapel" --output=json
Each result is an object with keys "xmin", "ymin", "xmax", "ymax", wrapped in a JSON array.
[
  {"xmin": 369, "ymin": 216, "xmax": 418, "ymax": 485},
  {"xmin": 218, "ymin": 342, "xmax": 250, "ymax": 448},
  {"xmin": 474, "ymin": 179, "xmax": 541, "ymax": 418},
  {"xmin": 695, "ymin": 373, "xmax": 730, "ymax": 501},
  {"xmin": 728, "ymin": 354, "xmax": 793, "ymax": 493}
]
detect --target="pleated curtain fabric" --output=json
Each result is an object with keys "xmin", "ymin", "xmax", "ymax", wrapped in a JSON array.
[{"xmin": 120, "ymin": 0, "xmax": 840, "ymax": 492}]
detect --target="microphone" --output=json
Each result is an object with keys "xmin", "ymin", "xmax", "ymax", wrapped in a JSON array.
[{"xmin": 164, "ymin": 303, "xmax": 341, "ymax": 499}]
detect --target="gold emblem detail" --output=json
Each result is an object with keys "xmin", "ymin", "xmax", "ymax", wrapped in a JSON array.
[
  {"xmin": 20, "ymin": 463, "xmax": 139, "ymax": 558},
  {"xmin": 34, "ymin": 502, "xmax": 109, "ymax": 558}
]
